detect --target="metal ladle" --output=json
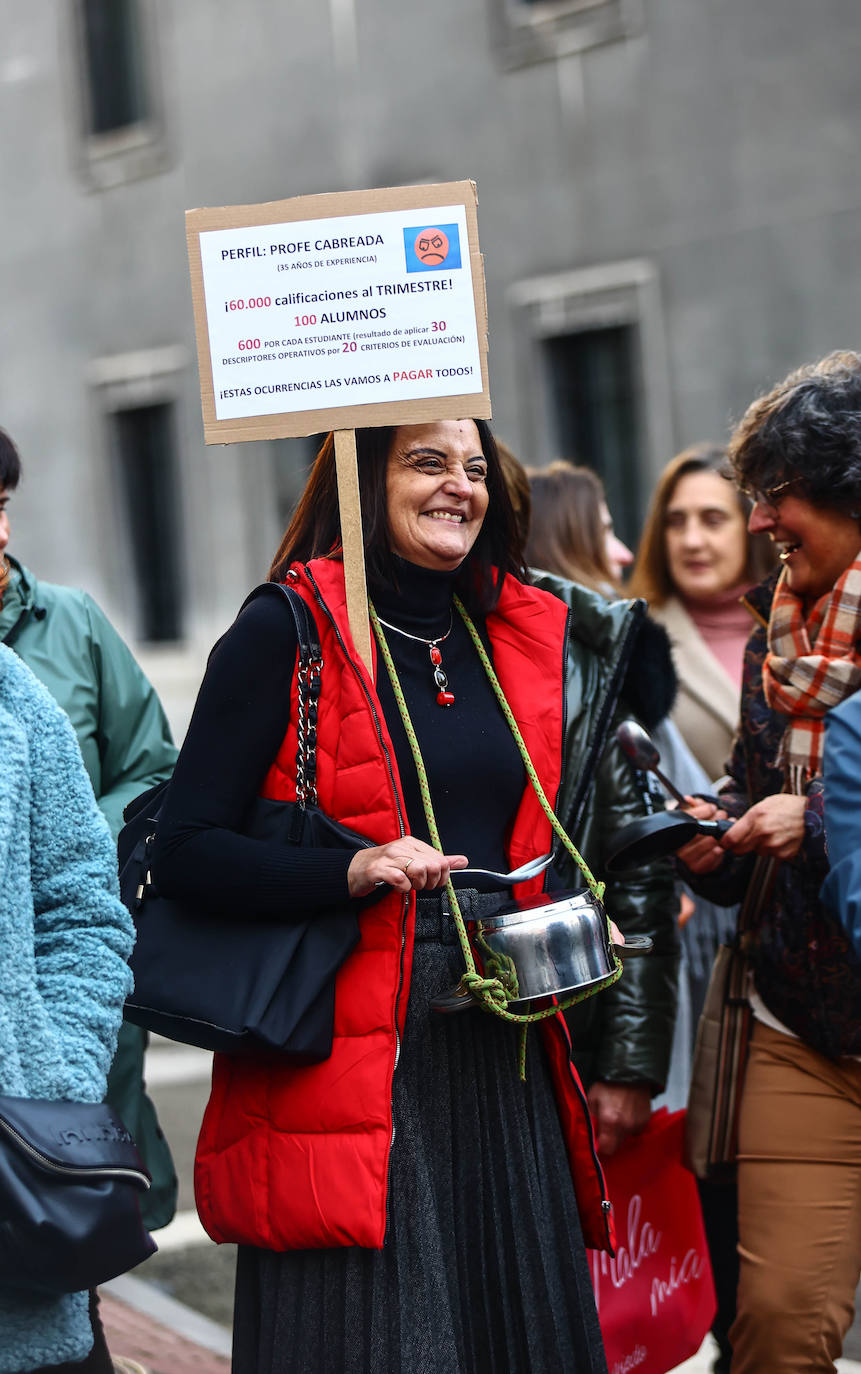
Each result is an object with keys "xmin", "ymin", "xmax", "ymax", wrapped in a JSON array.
[
  {"xmin": 615, "ymin": 719, "xmax": 690, "ymax": 807},
  {"xmin": 608, "ymin": 720, "xmax": 731, "ymax": 870}
]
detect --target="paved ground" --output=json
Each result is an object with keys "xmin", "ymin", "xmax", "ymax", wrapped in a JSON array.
[
  {"xmin": 119, "ymin": 1034, "xmax": 861, "ymax": 1373},
  {"xmin": 101, "ymin": 1275, "xmax": 230, "ymax": 1373}
]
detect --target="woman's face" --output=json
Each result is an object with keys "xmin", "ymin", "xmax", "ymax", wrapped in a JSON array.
[
  {"xmin": 385, "ymin": 420, "xmax": 489, "ymax": 571},
  {"xmin": 748, "ymin": 490, "xmax": 861, "ymax": 604},
  {"xmin": 663, "ymin": 470, "xmax": 749, "ymax": 601}
]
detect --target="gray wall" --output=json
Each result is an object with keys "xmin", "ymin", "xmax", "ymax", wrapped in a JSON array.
[{"xmin": 2, "ymin": 0, "xmax": 860, "ymax": 732}]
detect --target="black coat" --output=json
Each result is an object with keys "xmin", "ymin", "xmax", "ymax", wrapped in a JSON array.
[{"xmin": 531, "ymin": 572, "xmax": 679, "ymax": 1091}]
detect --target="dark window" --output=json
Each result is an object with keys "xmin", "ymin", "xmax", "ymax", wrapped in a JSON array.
[
  {"xmin": 542, "ymin": 324, "xmax": 643, "ymax": 549},
  {"xmin": 112, "ymin": 403, "xmax": 183, "ymax": 641},
  {"xmin": 81, "ymin": 0, "xmax": 148, "ymax": 134}
]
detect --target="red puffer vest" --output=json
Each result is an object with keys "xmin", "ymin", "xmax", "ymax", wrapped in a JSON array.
[{"xmin": 194, "ymin": 558, "xmax": 615, "ymax": 1254}]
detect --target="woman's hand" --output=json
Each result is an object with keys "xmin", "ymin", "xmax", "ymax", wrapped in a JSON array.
[
  {"xmin": 348, "ymin": 840, "xmax": 468, "ymax": 897},
  {"xmin": 721, "ymin": 794, "xmax": 807, "ymax": 860},
  {"xmin": 675, "ymin": 797, "xmax": 729, "ymax": 874},
  {"xmin": 586, "ymin": 1082, "xmax": 651, "ymax": 1157}
]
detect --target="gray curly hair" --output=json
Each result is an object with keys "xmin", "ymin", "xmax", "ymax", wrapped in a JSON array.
[{"xmin": 730, "ymin": 351, "xmax": 861, "ymax": 512}]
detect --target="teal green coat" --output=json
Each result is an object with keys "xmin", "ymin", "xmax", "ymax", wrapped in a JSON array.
[{"xmin": 0, "ymin": 556, "xmax": 178, "ymax": 1229}]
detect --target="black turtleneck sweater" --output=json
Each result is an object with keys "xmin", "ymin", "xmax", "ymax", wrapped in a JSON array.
[{"xmin": 153, "ymin": 559, "xmax": 525, "ymax": 916}]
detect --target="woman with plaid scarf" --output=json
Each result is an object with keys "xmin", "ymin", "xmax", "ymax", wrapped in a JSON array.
[{"xmin": 680, "ymin": 351, "xmax": 861, "ymax": 1374}]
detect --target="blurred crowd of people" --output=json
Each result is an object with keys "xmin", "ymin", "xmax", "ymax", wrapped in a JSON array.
[{"xmin": 1, "ymin": 348, "xmax": 860, "ymax": 1374}]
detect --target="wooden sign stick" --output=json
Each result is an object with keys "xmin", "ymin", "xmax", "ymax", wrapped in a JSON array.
[{"xmin": 334, "ymin": 428, "xmax": 373, "ymax": 675}]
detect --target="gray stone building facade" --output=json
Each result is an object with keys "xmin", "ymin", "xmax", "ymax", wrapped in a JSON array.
[{"xmin": 2, "ymin": 0, "xmax": 860, "ymax": 732}]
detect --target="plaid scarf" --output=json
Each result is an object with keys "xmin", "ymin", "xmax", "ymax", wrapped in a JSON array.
[{"xmin": 763, "ymin": 557, "xmax": 861, "ymax": 789}]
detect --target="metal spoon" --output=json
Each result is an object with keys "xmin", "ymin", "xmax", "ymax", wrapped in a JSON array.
[{"xmin": 615, "ymin": 719, "xmax": 689, "ymax": 808}]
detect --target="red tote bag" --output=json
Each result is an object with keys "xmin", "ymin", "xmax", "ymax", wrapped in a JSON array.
[{"xmin": 588, "ymin": 1108, "xmax": 716, "ymax": 1374}]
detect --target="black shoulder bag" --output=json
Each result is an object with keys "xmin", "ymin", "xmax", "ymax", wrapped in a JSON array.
[
  {"xmin": 119, "ymin": 582, "xmax": 371, "ymax": 1058},
  {"xmin": 0, "ymin": 1095, "xmax": 156, "ymax": 1295}
]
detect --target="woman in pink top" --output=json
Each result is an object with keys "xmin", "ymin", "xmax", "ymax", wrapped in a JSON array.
[{"xmin": 631, "ymin": 445, "xmax": 775, "ymax": 781}]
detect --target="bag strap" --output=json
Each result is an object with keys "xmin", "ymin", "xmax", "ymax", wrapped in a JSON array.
[
  {"xmin": 241, "ymin": 582, "xmax": 322, "ymax": 805},
  {"xmin": 240, "ymin": 581, "xmax": 321, "ymax": 661}
]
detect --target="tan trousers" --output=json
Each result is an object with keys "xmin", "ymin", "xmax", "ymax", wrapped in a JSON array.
[{"xmin": 730, "ymin": 1021, "xmax": 861, "ymax": 1373}]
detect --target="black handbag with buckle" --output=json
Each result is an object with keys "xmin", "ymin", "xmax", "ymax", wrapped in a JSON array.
[
  {"xmin": 0, "ymin": 1095, "xmax": 156, "ymax": 1295},
  {"xmin": 118, "ymin": 582, "xmax": 371, "ymax": 1059}
]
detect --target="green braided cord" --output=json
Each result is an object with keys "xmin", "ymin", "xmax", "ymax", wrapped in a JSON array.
[
  {"xmin": 453, "ymin": 594, "xmax": 606, "ymax": 904},
  {"xmin": 369, "ymin": 602, "xmax": 509, "ymax": 1021},
  {"xmin": 368, "ymin": 600, "xmax": 623, "ymax": 1043}
]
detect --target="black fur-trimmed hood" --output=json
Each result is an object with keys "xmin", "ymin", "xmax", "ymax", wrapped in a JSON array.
[{"xmin": 620, "ymin": 613, "xmax": 677, "ymax": 732}]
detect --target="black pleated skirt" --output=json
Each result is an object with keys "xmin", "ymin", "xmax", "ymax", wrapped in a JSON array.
[{"xmin": 232, "ymin": 891, "xmax": 607, "ymax": 1374}]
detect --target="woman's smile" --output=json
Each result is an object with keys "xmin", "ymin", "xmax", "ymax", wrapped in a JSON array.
[{"xmin": 749, "ymin": 492, "xmax": 861, "ymax": 602}]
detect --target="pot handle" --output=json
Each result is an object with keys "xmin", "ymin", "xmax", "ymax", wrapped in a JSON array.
[
  {"xmin": 429, "ymin": 981, "xmax": 478, "ymax": 1014},
  {"xmin": 612, "ymin": 933, "xmax": 653, "ymax": 958}
]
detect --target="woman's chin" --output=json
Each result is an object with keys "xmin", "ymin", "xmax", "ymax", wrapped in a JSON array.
[
  {"xmin": 407, "ymin": 539, "xmax": 473, "ymax": 572},
  {"xmin": 676, "ymin": 576, "xmax": 720, "ymax": 601}
]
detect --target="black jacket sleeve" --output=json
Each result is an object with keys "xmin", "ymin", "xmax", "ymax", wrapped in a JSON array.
[{"xmin": 558, "ymin": 712, "xmax": 680, "ymax": 1092}]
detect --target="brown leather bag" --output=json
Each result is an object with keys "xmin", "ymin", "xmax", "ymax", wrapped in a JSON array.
[{"xmin": 684, "ymin": 857, "xmax": 776, "ymax": 1178}]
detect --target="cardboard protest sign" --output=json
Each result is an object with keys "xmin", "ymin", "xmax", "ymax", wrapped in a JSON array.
[{"xmin": 186, "ymin": 181, "xmax": 489, "ymax": 444}]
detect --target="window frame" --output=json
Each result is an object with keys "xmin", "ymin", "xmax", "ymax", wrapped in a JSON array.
[
  {"xmin": 507, "ymin": 259, "xmax": 673, "ymax": 502},
  {"xmin": 488, "ymin": 0, "xmax": 642, "ymax": 70},
  {"xmin": 87, "ymin": 345, "xmax": 190, "ymax": 643},
  {"xmin": 65, "ymin": 0, "xmax": 169, "ymax": 189}
]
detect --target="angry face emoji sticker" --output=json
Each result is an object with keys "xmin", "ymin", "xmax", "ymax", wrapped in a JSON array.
[
  {"xmin": 415, "ymin": 228, "xmax": 450, "ymax": 266},
  {"xmin": 404, "ymin": 222, "xmax": 462, "ymax": 272}
]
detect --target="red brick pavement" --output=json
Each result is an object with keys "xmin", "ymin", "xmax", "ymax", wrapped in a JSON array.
[{"xmin": 101, "ymin": 1291, "xmax": 231, "ymax": 1374}]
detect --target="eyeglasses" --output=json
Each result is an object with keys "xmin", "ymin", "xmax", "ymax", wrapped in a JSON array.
[{"xmin": 741, "ymin": 476, "xmax": 799, "ymax": 511}]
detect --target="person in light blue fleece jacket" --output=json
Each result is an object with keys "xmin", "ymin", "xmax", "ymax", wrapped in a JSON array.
[
  {"xmin": 0, "ymin": 639, "xmax": 135, "ymax": 1373},
  {"xmin": 822, "ymin": 690, "xmax": 861, "ymax": 958}
]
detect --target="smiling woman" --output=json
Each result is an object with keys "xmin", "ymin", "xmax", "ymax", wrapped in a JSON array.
[
  {"xmin": 678, "ymin": 351, "xmax": 861, "ymax": 1373},
  {"xmin": 150, "ymin": 418, "xmax": 655, "ymax": 1373}
]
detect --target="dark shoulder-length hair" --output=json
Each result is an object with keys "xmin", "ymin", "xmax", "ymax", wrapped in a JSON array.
[
  {"xmin": 630, "ymin": 443, "xmax": 775, "ymax": 606},
  {"xmin": 524, "ymin": 461, "xmax": 618, "ymax": 594},
  {"xmin": 268, "ymin": 421, "xmax": 527, "ymax": 614},
  {"xmin": 730, "ymin": 350, "xmax": 861, "ymax": 511}
]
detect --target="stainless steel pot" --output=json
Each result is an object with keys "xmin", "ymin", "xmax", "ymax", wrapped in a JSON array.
[{"xmin": 471, "ymin": 889, "xmax": 652, "ymax": 1010}]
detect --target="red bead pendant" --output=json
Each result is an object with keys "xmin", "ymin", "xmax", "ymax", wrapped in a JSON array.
[
  {"xmin": 436, "ymin": 690, "xmax": 455, "ymax": 707},
  {"xmin": 429, "ymin": 645, "xmax": 442, "ymax": 666}
]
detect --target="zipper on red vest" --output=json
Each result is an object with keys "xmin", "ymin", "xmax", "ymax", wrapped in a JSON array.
[
  {"xmin": 303, "ymin": 566, "xmax": 412, "ymax": 1243},
  {"xmin": 554, "ymin": 1012, "xmax": 615, "ymax": 1256}
]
